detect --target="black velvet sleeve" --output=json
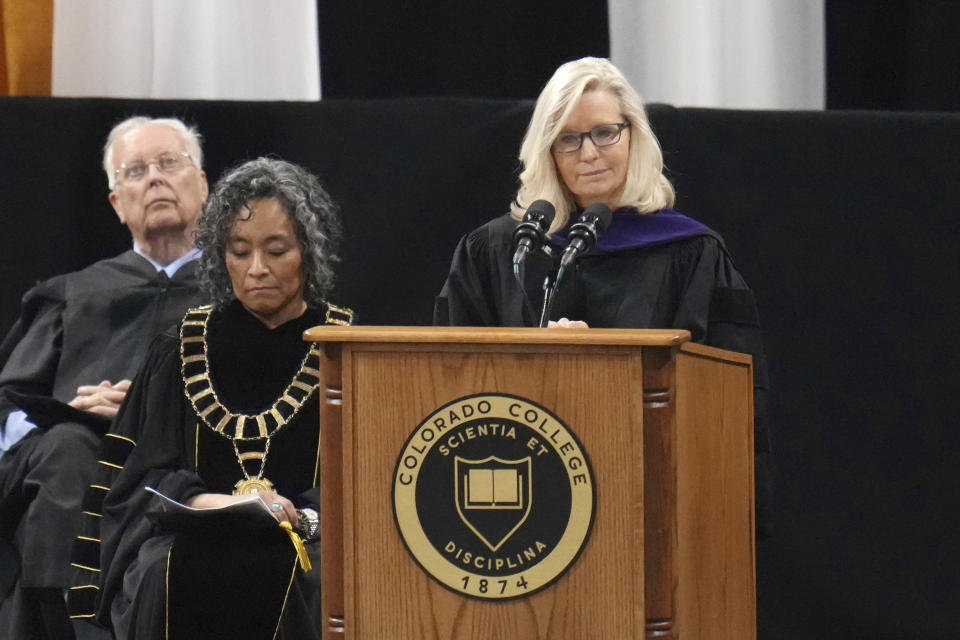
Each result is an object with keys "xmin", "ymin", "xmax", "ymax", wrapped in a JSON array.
[
  {"xmin": 676, "ymin": 239, "xmax": 773, "ymax": 536},
  {"xmin": 100, "ymin": 332, "xmax": 205, "ymax": 617},
  {"xmin": 435, "ymin": 229, "xmax": 498, "ymax": 326},
  {"xmin": 63, "ymin": 331, "xmax": 203, "ymax": 626},
  {"xmin": 434, "ymin": 215, "xmax": 537, "ymax": 327}
]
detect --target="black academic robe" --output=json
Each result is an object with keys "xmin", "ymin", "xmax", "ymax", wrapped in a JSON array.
[
  {"xmin": 435, "ymin": 210, "xmax": 772, "ymax": 533},
  {"xmin": 0, "ymin": 250, "xmax": 202, "ymax": 422},
  {"xmin": 0, "ymin": 251, "xmax": 202, "ymax": 639},
  {"xmin": 92, "ymin": 301, "xmax": 334, "ymax": 640}
]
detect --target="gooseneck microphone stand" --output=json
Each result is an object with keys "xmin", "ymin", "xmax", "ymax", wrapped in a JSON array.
[
  {"xmin": 539, "ymin": 261, "xmax": 567, "ymax": 328},
  {"xmin": 511, "ymin": 200, "xmax": 556, "ymax": 327},
  {"xmin": 537, "ymin": 202, "xmax": 612, "ymax": 327}
]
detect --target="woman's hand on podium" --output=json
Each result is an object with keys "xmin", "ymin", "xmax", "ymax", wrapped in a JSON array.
[{"xmin": 548, "ymin": 317, "xmax": 589, "ymax": 328}]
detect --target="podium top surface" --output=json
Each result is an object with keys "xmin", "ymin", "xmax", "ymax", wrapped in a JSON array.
[{"xmin": 303, "ymin": 325, "xmax": 691, "ymax": 346}]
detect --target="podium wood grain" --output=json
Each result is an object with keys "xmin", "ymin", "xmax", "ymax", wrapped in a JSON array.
[{"xmin": 306, "ymin": 327, "xmax": 755, "ymax": 640}]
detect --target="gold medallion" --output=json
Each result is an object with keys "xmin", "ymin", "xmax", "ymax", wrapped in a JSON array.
[{"xmin": 233, "ymin": 477, "xmax": 275, "ymax": 495}]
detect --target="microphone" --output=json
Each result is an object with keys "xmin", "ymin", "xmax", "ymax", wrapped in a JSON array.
[
  {"xmin": 512, "ymin": 200, "xmax": 556, "ymax": 267},
  {"xmin": 539, "ymin": 203, "xmax": 612, "ymax": 327},
  {"xmin": 559, "ymin": 203, "xmax": 613, "ymax": 268}
]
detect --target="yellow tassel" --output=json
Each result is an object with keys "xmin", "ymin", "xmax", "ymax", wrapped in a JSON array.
[{"xmin": 279, "ymin": 521, "xmax": 313, "ymax": 572}]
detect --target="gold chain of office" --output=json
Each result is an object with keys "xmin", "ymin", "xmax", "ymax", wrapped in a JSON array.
[{"xmin": 179, "ymin": 305, "xmax": 322, "ymax": 495}]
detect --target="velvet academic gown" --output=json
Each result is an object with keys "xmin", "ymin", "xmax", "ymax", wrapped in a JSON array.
[
  {"xmin": 0, "ymin": 251, "xmax": 202, "ymax": 639},
  {"xmin": 435, "ymin": 209, "xmax": 772, "ymax": 533},
  {"xmin": 90, "ymin": 301, "xmax": 341, "ymax": 640}
]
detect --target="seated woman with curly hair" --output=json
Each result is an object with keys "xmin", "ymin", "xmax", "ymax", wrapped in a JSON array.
[{"xmin": 92, "ymin": 158, "xmax": 352, "ymax": 640}]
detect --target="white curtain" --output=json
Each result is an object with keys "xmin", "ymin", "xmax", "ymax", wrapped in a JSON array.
[
  {"xmin": 609, "ymin": 0, "xmax": 824, "ymax": 109},
  {"xmin": 51, "ymin": 0, "xmax": 320, "ymax": 100}
]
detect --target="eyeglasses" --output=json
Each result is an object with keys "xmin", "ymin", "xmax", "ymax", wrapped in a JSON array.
[
  {"xmin": 115, "ymin": 151, "xmax": 193, "ymax": 183},
  {"xmin": 553, "ymin": 123, "xmax": 630, "ymax": 154}
]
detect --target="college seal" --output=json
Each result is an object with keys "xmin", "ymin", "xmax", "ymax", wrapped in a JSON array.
[{"xmin": 392, "ymin": 393, "xmax": 595, "ymax": 600}]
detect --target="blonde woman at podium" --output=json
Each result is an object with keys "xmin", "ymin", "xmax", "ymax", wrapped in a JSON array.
[
  {"xmin": 77, "ymin": 159, "xmax": 352, "ymax": 639},
  {"xmin": 435, "ymin": 56, "xmax": 772, "ymax": 535}
]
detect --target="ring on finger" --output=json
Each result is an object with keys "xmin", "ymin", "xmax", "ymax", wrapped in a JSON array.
[{"xmin": 271, "ymin": 501, "xmax": 282, "ymax": 512}]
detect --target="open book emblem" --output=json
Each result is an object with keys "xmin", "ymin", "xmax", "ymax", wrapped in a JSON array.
[{"xmin": 454, "ymin": 456, "xmax": 532, "ymax": 551}]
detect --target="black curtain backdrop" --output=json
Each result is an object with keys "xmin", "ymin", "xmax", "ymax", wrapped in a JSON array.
[
  {"xmin": 662, "ymin": 108, "xmax": 960, "ymax": 639},
  {"xmin": 318, "ymin": 1, "xmax": 609, "ymax": 99},
  {"xmin": 826, "ymin": 0, "xmax": 960, "ymax": 110},
  {"xmin": 319, "ymin": 1, "xmax": 960, "ymax": 112}
]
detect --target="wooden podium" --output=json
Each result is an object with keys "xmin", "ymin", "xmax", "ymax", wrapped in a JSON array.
[{"xmin": 303, "ymin": 326, "xmax": 756, "ymax": 640}]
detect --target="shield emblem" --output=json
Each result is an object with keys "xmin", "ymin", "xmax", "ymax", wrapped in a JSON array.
[{"xmin": 454, "ymin": 456, "xmax": 532, "ymax": 552}]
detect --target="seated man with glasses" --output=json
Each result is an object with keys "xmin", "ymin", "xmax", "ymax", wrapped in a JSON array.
[{"xmin": 0, "ymin": 116, "xmax": 208, "ymax": 639}]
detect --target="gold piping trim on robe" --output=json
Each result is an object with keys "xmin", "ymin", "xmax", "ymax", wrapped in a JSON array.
[
  {"xmin": 105, "ymin": 433, "xmax": 136, "ymax": 445},
  {"xmin": 272, "ymin": 546, "xmax": 303, "ymax": 638},
  {"xmin": 165, "ymin": 545, "xmax": 172, "ymax": 640}
]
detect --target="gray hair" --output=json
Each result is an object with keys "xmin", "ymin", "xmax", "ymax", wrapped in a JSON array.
[
  {"xmin": 103, "ymin": 116, "xmax": 204, "ymax": 190},
  {"xmin": 195, "ymin": 157, "xmax": 341, "ymax": 309},
  {"xmin": 512, "ymin": 57, "xmax": 675, "ymax": 232}
]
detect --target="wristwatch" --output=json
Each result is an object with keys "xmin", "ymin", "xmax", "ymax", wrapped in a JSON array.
[{"xmin": 296, "ymin": 507, "xmax": 320, "ymax": 541}]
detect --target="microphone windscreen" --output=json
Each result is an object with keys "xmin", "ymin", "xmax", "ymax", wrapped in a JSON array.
[
  {"xmin": 582, "ymin": 202, "xmax": 613, "ymax": 236},
  {"xmin": 512, "ymin": 200, "xmax": 557, "ymax": 266},
  {"xmin": 524, "ymin": 199, "xmax": 556, "ymax": 228}
]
